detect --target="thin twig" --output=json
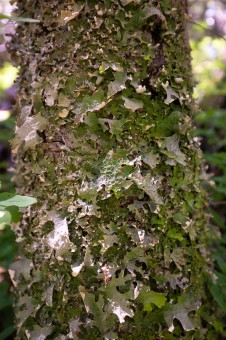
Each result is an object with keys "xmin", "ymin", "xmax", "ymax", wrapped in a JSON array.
[
  {"xmin": 189, "ymin": 20, "xmax": 226, "ymax": 42},
  {"xmin": 211, "ymin": 201, "xmax": 226, "ymax": 206}
]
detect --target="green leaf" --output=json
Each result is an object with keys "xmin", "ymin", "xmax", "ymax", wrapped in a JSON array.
[
  {"xmin": 0, "ymin": 325, "xmax": 15, "ymax": 340},
  {"xmin": 11, "ymin": 113, "xmax": 48, "ymax": 151},
  {"xmin": 0, "ymin": 13, "xmax": 40, "ymax": 23},
  {"xmin": 46, "ymin": 212, "xmax": 75, "ymax": 259},
  {"xmin": 99, "ymin": 118, "xmax": 126, "ymax": 139},
  {"xmin": 16, "ymin": 295, "xmax": 34, "ymax": 330},
  {"xmin": 104, "ymin": 275, "xmax": 134, "ymax": 323},
  {"xmin": 73, "ymin": 90, "xmax": 107, "ymax": 124},
  {"xmin": 5, "ymin": 206, "xmax": 20, "ymax": 223},
  {"xmin": 164, "ymin": 297, "xmax": 201, "ymax": 332},
  {"xmin": 167, "ymin": 228, "xmax": 183, "ymax": 242},
  {"xmin": 79, "ymin": 286, "xmax": 110, "ymax": 333},
  {"xmin": 0, "ymin": 193, "xmax": 37, "ymax": 208},
  {"xmin": 0, "ymin": 225, "xmax": 17, "ymax": 267},
  {"xmin": 131, "ymin": 173, "xmax": 163, "ymax": 204},
  {"xmin": 78, "ymin": 149, "xmax": 136, "ymax": 201},
  {"xmin": 0, "ymin": 282, "xmax": 13, "ymax": 310},
  {"xmin": 122, "ymin": 96, "xmax": 144, "ymax": 112},
  {"xmin": 0, "ymin": 210, "xmax": 11, "ymax": 225},
  {"xmin": 210, "ymin": 283, "xmax": 226, "ymax": 313},
  {"xmin": 164, "ymin": 134, "xmax": 186, "ymax": 166},
  {"xmin": 138, "ymin": 288, "xmax": 167, "ymax": 312},
  {"xmin": 107, "ymin": 72, "xmax": 127, "ymax": 98},
  {"xmin": 142, "ymin": 151, "xmax": 159, "ymax": 169},
  {"xmin": 27, "ymin": 326, "xmax": 53, "ymax": 340},
  {"xmin": 162, "ymin": 81, "xmax": 178, "ymax": 105},
  {"xmin": 215, "ymin": 254, "xmax": 226, "ymax": 274}
]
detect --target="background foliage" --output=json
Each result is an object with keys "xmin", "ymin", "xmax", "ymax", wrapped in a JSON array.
[{"xmin": 189, "ymin": 0, "xmax": 226, "ymax": 334}]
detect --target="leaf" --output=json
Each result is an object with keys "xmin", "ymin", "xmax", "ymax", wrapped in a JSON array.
[
  {"xmin": 214, "ymin": 252, "xmax": 226, "ymax": 274},
  {"xmin": 9, "ymin": 257, "xmax": 34, "ymax": 286},
  {"xmin": 58, "ymin": 94, "xmax": 71, "ymax": 107},
  {"xmin": 142, "ymin": 151, "xmax": 159, "ymax": 169},
  {"xmin": 71, "ymin": 261, "xmax": 84, "ymax": 277},
  {"xmin": 68, "ymin": 319, "xmax": 81, "ymax": 338},
  {"xmin": 16, "ymin": 295, "xmax": 34, "ymax": 330},
  {"xmin": 73, "ymin": 90, "xmax": 108, "ymax": 124},
  {"xmin": 84, "ymin": 112, "xmax": 100, "ymax": 131},
  {"xmin": 6, "ymin": 206, "xmax": 20, "ymax": 222},
  {"xmin": 165, "ymin": 134, "xmax": 186, "ymax": 166},
  {"xmin": 46, "ymin": 212, "xmax": 75, "ymax": 259},
  {"xmin": 57, "ymin": 5, "xmax": 84, "ymax": 26},
  {"xmin": 0, "ymin": 193, "xmax": 37, "ymax": 208},
  {"xmin": 209, "ymin": 272, "xmax": 226, "ymax": 313},
  {"xmin": 209, "ymin": 282, "xmax": 226, "ymax": 313},
  {"xmin": 138, "ymin": 287, "xmax": 167, "ymax": 312},
  {"xmin": 167, "ymin": 228, "xmax": 183, "ymax": 242},
  {"xmin": 164, "ymin": 299, "xmax": 201, "ymax": 332},
  {"xmin": 59, "ymin": 109, "xmax": 69, "ymax": 118},
  {"xmin": 97, "ymin": 150, "xmax": 134, "ymax": 193},
  {"xmin": 127, "ymin": 226, "xmax": 159, "ymax": 250},
  {"xmin": 42, "ymin": 284, "xmax": 54, "ymax": 307},
  {"xmin": 78, "ymin": 287, "xmax": 109, "ymax": 333},
  {"xmin": 0, "ymin": 206, "xmax": 20, "ymax": 229},
  {"xmin": 123, "ymin": 247, "xmax": 145, "ymax": 262},
  {"xmin": 99, "ymin": 118, "xmax": 126, "ymax": 138},
  {"xmin": 100, "ymin": 233, "xmax": 119, "ymax": 254},
  {"xmin": 164, "ymin": 271, "xmax": 189, "ymax": 290},
  {"xmin": 44, "ymin": 76, "xmax": 59, "ymax": 106},
  {"xmin": 104, "ymin": 275, "xmax": 134, "ymax": 323},
  {"xmin": 143, "ymin": 5, "xmax": 166, "ymax": 24},
  {"xmin": 131, "ymin": 172, "xmax": 163, "ymax": 204},
  {"xmin": 122, "ymin": 97, "xmax": 144, "ymax": 112},
  {"xmin": 171, "ymin": 247, "xmax": 186, "ymax": 270},
  {"xmin": 162, "ymin": 82, "xmax": 178, "ymax": 105},
  {"xmin": 26, "ymin": 325, "xmax": 53, "ymax": 340},
  {"xmin": 0, "ymin": 225, "xmax": 17, "ymax": 266},
  {"xmin": 0, "ymin": 210, "xmax": 11, "ymax": 225},
  {"xmin": 99, "ymin": 62, "xmax": 123, "ymax": 74},
  {"xmin": 11, "ymin": 113, "xmax": 48, "ymax": 152},
  {"xmin": 0, "ymin": 325, "xmax": 16, "ymax": 340},
  {"xmin": 107, "ymin": 72, "xmax": 127, "ymax": 98},
  {"xmin": 0, "ymin": 282, "xmax": 13, "ymax": 310},
  {"xmin": 79, "ymin": 150, "xmax": 136, "ymax": 201},
  {"xmin": 108, "ymin": 300, "xmax": 133, "ymax": 323},
  {"xmin": 120, "ymin": 0, "xmax": 141, "ymax": 5},
  {"xmin": 0, "ymin": 13, "xmax": 40, "ymax": 23}
]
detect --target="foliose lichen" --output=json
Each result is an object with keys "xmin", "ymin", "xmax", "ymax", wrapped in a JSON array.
[{"xmin": 9, "ymin": 0, "xmax": 214, "ymax": 338}]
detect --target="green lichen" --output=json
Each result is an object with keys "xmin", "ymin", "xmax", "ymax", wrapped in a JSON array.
[{"xmin": 9, "ymin": 0, "xmax": 217, "ymax": 338}]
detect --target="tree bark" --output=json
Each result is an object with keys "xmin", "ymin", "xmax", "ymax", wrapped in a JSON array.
[{"xmin": 10, "ymin": 0, "xmax": 212, "ymax": 338}]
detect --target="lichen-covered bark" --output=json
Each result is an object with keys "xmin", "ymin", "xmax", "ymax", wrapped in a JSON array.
[{"xmin": 10, "ymin": 0, "xmax": 213, "ymax": 338}]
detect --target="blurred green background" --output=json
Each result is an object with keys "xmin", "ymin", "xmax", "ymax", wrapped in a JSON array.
[
  {"xmin": 0, "ymin": 0, "xmax": 226, "ymax": 339},
  {"xmin": 190, "ymin": 2, "xmax": 226, "ymax": 335},
  {"xmin": 0, "ymin": 1, "xmax": 18, "ymax": 339}
]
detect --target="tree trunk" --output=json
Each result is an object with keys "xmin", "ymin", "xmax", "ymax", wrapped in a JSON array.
[{"xmin": 10, "ymin": 0, "xmax": 212, "ymax": 338}]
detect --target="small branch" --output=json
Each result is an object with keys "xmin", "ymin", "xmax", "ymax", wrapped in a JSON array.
[
  {"xmin": 0, "ymin": 13, "xmax": 40, "ymax": 23},
  {"xmin": 189, "ymin": 20, "xmax": 226, "ymax": 42},
  {"xmin": 210, "ymin": 201, "xmax": 226, "ymax": 206}
]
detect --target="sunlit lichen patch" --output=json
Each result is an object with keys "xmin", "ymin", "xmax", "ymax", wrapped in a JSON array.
[{"xmin": 10, "ymin": 0, "xmax": 211, "ymax": 338}]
